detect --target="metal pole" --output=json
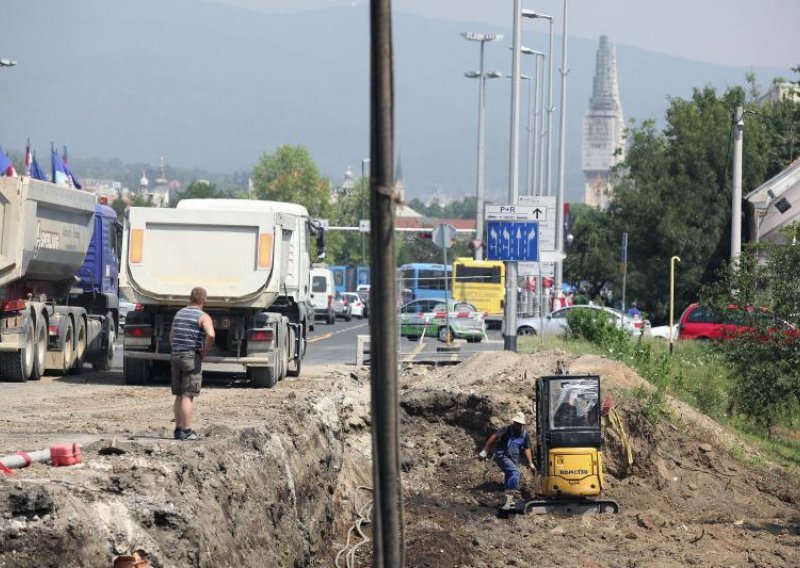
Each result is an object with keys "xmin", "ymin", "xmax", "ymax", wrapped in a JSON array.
[
  {"xmin": 545, "ymin": 18, "xmax": 554, "ymax": 197},
  {"xmin": 361, "ymin": 159, "xmax": 370, "ymax": 264},
  {"xmin": 369, "ymin": 0, "xmax": 403, "ymax": 564},
  {"xmin": 669, "ymin": 256, "xmax": 681, "ymax": 355},
  {"xmin": 504, "ymin": 0, "xmax": 523, "ymax": 353},
  {"xmin": 554, "ymin": 0, "xmax": 569, "ymax": 293},
  {"xmin": 731, "ymin": 106, "xmax": 743, "ymax": 261},
  {"xmin": 534, "ymin": 54, "xmax": 544, "ymax": 196},
  {"xmin": 476, "ymin": 41, "xmax": 488, "ymax": 260},
  {"xmin": 443, "ymin": 235, "xmax": 451, "ymax": 344},
  {"xmin": 525, "ymin": 75, "xmax": 535, "ymax": 197}
]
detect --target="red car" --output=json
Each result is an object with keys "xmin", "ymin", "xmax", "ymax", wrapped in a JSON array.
[{"xmin": 678, "ymin": 303, "xmax": 798, "ymax": 341}]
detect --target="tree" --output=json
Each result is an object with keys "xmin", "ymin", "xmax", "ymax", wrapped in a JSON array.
[
  {"xmin": 171, "ymin": 180, "xmax": 225, "ymax": 207},
  {"xmin": 251, "ymin": 145, "xmax": 331, "ymax": 218}
]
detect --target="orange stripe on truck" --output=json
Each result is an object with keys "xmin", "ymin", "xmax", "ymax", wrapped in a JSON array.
[
  {"xmin": 129, "ymin": 229, "xmax": 144, "ymax": 264},
  {"xmin": 258, "ymin": 233, "xmax": 273, "ymax": 268}
]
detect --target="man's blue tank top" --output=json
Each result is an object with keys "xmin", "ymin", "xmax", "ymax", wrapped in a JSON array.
[{"xmin": 171, "ymin": 307, "xmax": 205, "ymax": 353}]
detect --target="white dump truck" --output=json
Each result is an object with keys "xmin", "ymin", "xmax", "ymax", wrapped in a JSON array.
[
  {"xmin": 119, "ymin": 199, "xmax": 324, "ymax": 388},
  {"xmin": 0, "ymin": 177, "xmax": 120, "ymax": 382}
]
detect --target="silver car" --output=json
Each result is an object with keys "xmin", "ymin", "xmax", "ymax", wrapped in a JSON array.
[{"xmin": 516, "ymin": 305, "xmax": 650, "ymax": 337}]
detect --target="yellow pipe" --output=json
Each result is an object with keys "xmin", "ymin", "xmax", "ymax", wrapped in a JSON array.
[{"xmin": 669, "ymin": 256, "xmax": 681, "ymax": 354}]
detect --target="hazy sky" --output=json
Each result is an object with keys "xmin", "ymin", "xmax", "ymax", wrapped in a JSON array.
[{"xmin": 215, "ymin": 0, "xmax": 799, "ymax": 70}]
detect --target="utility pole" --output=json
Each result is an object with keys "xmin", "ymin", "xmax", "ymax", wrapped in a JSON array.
[
  {"xmin": 504, "ymin": 0, "xmax": 523, "ymax": 352},
  {"xmin": 554, "ymin": 0, "xmax": 569, "ymax": 293},
  {"xmin": 731, "ymin": 106, "xmax": 743, "ymax": 261},
  {"xmin": 369, "ymin": 0, "xmax": 404, "ymax": 565}
]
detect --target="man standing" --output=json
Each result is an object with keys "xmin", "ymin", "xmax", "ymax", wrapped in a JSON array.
[
  {"xmin": 169, "ymin": 287, "xmax": 215, "ymax": 440},
  {"xmin": 478, "ymin": 412, "xmax": 536, "ymax": 510}
]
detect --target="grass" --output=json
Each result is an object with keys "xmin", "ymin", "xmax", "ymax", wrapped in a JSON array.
[{"xmin": 517, "ymin": 333, "xmax": 800, "ymax": 470}]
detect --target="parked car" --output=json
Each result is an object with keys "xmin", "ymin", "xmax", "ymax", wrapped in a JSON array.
[
  {"xmin": 649, "ymin": 324, "xmax": 679, "ymax": 341},
  {"xmin": 343, "ymin": 292, "xmax": 366, "ymax": 319},
  {"xmin": 399, "ymin": 299, "xmax": 486, "ymax": 342},
  {"xmin": 357, "ymin": 290, "xmax": 370, "ymax": 319},
  {"xmin": 332, "ymin": 291, "xmax": 353, "ymax": 321},
  {"xmin": 516, "ymin": 305, "xmax": 650, "ymax": 338},
  {"xmin": 677, "ymin": 303, "xmax": 798, "ymax": 341}
]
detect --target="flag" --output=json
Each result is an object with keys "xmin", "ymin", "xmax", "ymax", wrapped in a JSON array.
[
  {"xmin": 60, "ymin": 145, "xmax": 82, "ymax": 189},
  {"xmin": 0, "ymin": 145, "xmax": 12, "ymax": 176},
  {"xmin": 52, "ymin": 147, "xmax": 71, "ymax": 186},
  {"xmin": 25, "ymin": 138, "xmax": 31, "ymax": 176},
  {"xmin": 30, "ymin": 152, "xmax": 47, "ymax": 181}
]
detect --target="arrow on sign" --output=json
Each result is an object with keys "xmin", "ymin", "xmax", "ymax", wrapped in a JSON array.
[{"xmin": 533, "ymin": 208, "xmax": 543, "ymax": 219}]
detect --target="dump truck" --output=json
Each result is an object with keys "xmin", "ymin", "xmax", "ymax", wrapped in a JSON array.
[
  {"xmin": 119, "ymin": 199, "xmax": 324, "ymax": 388},
  {"xmin": 0, "ymin": 177, "xmax": 120, "ymax": 381}
]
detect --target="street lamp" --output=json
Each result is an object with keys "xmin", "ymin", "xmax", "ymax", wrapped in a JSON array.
[
  {"xmin": 462, "ymin": 32, "xmax": 503, "ymax": 260},
  {"xmin": 554, "ymin": 0, "xmax": 569, "ymax": 293},
  {"xmin": 360, "ymin": 158, "xmax": 370, "ymax": 264},
  {"xmin": 0, "ymin": 59, "xmax": 17, "ymax": 67},
  {"xmin": 515, "ymin": 46, "xmax": 545, "ymax": 196},
  {"xmin": 522, "ymin": 10, "xmax": 554, "ymax": 196}
]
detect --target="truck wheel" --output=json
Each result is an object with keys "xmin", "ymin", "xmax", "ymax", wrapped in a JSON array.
[
  {"xmin": 124, "ymin": 357, "xmax": 150, "ymax": 385},
  {"xmin": 69, "ymin": 318, "xmax": 87, "ymax": 375},
  {"xmin": 60, "ymin": 320, "xmax": 75, "ymax": 375},
  {"xmin": 287, "ymin": 327, "xmax": 302, "ymax": 378},
  {"xmin": 93, "ymin": 313, "xmax": 115, "ymax": 371},
  {"xmin": 0, "ymin": 316, "xmax": 34, "ymax": 382},
  {"xmin": 248, "ymin": 366, "xmax": 277, "ymax": 388},
  {"xmin": 31, "ymin": 318, "xmax": 47, "ymax": 381}
]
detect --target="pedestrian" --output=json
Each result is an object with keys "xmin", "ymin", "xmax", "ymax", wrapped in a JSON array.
[
  {"xmin": 478, "ymin": 412, "xmax": 537, "ymax": 510},
  {"xmin": 169, "ymin": 287, "xmax": 215, "ymax": 441},
  {"xmin": 626, "ymin": 301, "xmax": 641, "ymax": 318}
]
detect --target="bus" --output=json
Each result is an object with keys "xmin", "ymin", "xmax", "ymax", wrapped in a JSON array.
[
  {"xmin": 398, "ymin": 263, "xmax": 452, "ymax": 302},
  {"xmin": 452, "ymin": 257, "xmax": 505, "ymax": 326},
  {"xmin": 330, "ymin": 265, "xmax": 371, "ymax": 293}
]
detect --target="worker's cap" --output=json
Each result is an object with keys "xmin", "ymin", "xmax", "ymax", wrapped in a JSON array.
[{"xmin": 512, "ymin": 412, "xmax": 526, "ymax": 425}]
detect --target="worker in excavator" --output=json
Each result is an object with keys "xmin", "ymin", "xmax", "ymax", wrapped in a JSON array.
[{"xmin": 478, "ymin": 412, "xmax": 537, "ymax": 510}]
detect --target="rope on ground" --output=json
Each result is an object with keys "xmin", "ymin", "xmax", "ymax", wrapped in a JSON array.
[
  {"xmin": 608, "ymin": 408, "xmax": 634, "ymax": 466},
  {"xmin": 334, "ymin": 486, "xmax": 374, "ymax": 568}
]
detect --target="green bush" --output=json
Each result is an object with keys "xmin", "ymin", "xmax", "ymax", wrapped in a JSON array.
[{"xmin": 565, "ymin": 308, "xmax": 630, "ymax": 352}]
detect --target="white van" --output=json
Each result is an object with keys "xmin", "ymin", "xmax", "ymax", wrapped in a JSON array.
[{"xmin": 310, "ymin": 267, "xmax": 335, "ymax": 324}]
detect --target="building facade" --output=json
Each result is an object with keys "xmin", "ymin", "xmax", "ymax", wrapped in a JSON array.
[{"xmin": 581, "ymin": 36, "xmax": 625, "ymax": 209}]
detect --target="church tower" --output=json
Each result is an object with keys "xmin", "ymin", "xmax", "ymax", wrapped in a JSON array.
[{"xmin": 581, "ymin": 36, "xmax": 625, "ymax": 209}]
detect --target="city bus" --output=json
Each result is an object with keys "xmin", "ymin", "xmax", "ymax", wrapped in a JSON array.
[
  {"xmin": 398, "ymin": 263, "xmax": 451, "ymax": 302},
  {"xmin": 452, "ymin": 257, "xmax": 505, "ymax": 326}
]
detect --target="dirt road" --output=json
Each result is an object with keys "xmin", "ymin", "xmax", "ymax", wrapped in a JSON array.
[{"xmin": 0, "ymin": 353, "xmax": 798, "ymax": 567}]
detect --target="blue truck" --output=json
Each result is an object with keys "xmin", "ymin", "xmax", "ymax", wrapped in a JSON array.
[
  {"xmin": 330, "ymin": 264, "xmax": 370, "ymax": 293},
  {"xmin": 0, "ymin": 178, "xmax": 119, "ymax": 381}
]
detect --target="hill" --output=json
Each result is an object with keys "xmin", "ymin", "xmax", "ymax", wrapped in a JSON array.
[{"xmin": 0, "ymin": 0, "xmax": 785, "ymax": 201}]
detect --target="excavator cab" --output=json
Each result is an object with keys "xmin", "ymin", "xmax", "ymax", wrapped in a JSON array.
[{"xmin": 525, "ymin": 374, "xmax": 619, "ymax": 514}]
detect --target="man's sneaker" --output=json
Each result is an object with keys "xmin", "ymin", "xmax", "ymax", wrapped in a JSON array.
[
  {"xmin": 179, "ymin": 429, "xmax": 198, "ymax": 441},
  {"xmin": 173, "ymin": 428, "xmax": 183, "ymax": 440},
  {"xmin": 501, "ymin": 491, "xmax": 516, "ymax": 511}
]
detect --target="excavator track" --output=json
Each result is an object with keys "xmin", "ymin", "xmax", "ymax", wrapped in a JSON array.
[{"xmin": 519, "ymin": 498, "xmax": 620, "ymax": 515}]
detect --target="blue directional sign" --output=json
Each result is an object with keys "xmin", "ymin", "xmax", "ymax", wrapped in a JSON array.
[{"xmin": 486, "ymin": 220, "xmax": 539, "ymax": 261}]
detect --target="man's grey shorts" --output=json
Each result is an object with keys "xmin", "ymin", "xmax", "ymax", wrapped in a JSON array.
[{"xmin": 171, "ymin": 352, "xmax": 202, "ymax": 397}]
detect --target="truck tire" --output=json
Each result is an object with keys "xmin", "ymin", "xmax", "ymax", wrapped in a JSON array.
[
  {"xmin": 31, "ymin": 318, "xmax": 47, "ymax": 381},
  {"xmin": 0, "ymin": 316, "xmax": 35, "ymax": 382},
  {"xmin": 287, "ymin": 327, "xmax": 302, "ymax": 378},
  {"xmin": 69, "ymin": 318, "xmax": 87, "ymax": 375},
  {"xmin": 59, "ymin": 320, "xmax": 75, "ymax": 376},
  {"xmin": 93, "ymin": 312, "xmax": 115, "ymax": 371},
  {"xmin": 248, "ymin": 366, "xmax": 277, "ymax": 388},
  {"xmin": 124, "ymin": 357, "xmax": 150, "ymax": 385}
]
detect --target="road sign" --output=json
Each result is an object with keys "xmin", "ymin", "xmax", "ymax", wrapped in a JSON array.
[
  {"xmin": 517, "ymin": 196, "xmax": 556, "ymax": 251},
  {"xmin": 431, "ymin": 223, "xmax": 457, "ymax": 249},
  {"xmin": 485, "ymin": 221, "xmax": 539, "ymax": 261},
  {"xmin": 519, "ymin": 261, "xmax": 555, "ymax": 277},
  {"xmin": 359, "ymin": 220, "xmax": 370, "ymax": 233}
]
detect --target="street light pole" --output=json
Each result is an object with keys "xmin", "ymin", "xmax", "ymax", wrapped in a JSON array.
[
  {"xmin": 731, "ymin": 106, "xmax": 744, "ymax": 262},
  {"xmin": 554, "ymin": 0, "xmax": 569, "ymax": 293},
  {"xmin": 504, "ymin": 0, "xmax": 523, "ymax": 352},
  {"xmin": 361, "ymin": 158, "xmax": 370, "ymax": 264},
  {"xmin": 522, "ymin": 11, "xmax": 554, "ymax": 196},
  {"xmin": 462, "ymin": 32, "xmax": 503, "ymax": 261}
]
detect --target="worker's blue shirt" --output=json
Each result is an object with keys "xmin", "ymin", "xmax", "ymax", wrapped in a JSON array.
[{"xmin": 493, "ymin": 425, "xmax": 531, "ymax": 465}]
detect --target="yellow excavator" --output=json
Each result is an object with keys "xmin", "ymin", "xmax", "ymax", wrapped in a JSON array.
[{"xmin": 520, "ymin": 373, "xmax": 619, "ymax": 515}]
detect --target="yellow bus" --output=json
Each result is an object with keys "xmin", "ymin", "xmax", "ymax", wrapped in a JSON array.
[{"xmin": 451, "ymin": 257, "xmax": 505, "ymax": 326}]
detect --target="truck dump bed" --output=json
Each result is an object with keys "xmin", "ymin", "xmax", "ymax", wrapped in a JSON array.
[
  {"xmin": 121, "ymin": 201, "xmax": 290, "ymax": 308},
  {"xmin": 0, "ymin": 177, "xmax": 96, "ymax": 289}
]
